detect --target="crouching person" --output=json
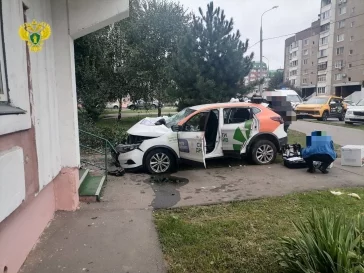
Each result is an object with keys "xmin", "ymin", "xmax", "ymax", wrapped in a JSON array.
[{"xmin": 302, "ymin": 131, "xmax": 337, "ymax": 174}]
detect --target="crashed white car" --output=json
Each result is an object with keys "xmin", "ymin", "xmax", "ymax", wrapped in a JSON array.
[
  {"xmin": 114, "ymin": 102, "xmax": 287, "ymax": 174},
  {"xmin": 345, "ymin": 98, "xmax": 364, "ymax": 124}
]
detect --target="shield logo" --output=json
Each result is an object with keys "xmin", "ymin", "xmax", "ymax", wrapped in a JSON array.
[{"xmin": 30, "ymin": 33, "xmax": 41, "ymax": 45}]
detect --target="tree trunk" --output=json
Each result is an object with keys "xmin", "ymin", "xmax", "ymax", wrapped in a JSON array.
[
  {"xmin": 158, "ymin": 106, "xmax": 162, "ymax": 117},
  {"xmin": 118, "ymin": 98, "xmax": 122, "ymax": 120}
]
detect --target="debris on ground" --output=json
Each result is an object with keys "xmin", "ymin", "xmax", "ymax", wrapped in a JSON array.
[
  {"xmin": 330, "ymin": 191, "xmax": 344, "ymax": 196},
  {"xmin": 108, "ymin": 165, "xmax": 125, "ymax": 177},
  {"xmin": 348, "ymin": 193, "xmax": 361, "ymax": 200}
]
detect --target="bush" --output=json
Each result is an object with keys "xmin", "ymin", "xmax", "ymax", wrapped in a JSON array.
[
  {"xmin": 277, "ymin": 209, "xmax": 364, "ymax": 273},
  {"xmin": 78, "ymin": 111, "xmax": 127, "ymax": 150}
]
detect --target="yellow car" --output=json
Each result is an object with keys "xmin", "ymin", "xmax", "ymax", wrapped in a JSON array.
[{"xmin": 295, "ymin": 96, "xmax": 348, "ymax": 121}]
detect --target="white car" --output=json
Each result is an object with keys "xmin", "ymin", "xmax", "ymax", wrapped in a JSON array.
[
  {"xmin": 106, "ymin": 101, "xmax": 120, "ymax": 109},
  {"xmin": 114, "ymin": 102, "xmax": 287, "ymax": 174},
  {"xmin": 345, "ymin": 98, "xmax": 364, "ymax": 124}
]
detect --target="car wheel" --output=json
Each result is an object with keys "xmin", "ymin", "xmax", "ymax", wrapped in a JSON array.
[
  {"xmin": 339, "ymin": 111, "xmax": 345, "ymax": 121},
  {"xmin": 251, "ymin": 140, "xmax": 277, "ymax": 165},
  {"xmin": 345, "ymin": 121, "xmax": 354, "ymax": 125},
  {"xmin": 145, "ymin": 149, "xmax": 175, "ymax": 174},
  {"xmin": 113, "ymin": 105, "xmax": 119, "ymax": 109},
  {"xmin": 318, "ymin": 111, "xmax": 328, "ymax": 121},
  {"xmin": 151, "ymin": 104, "xmax": 157, "ymax": 110},
  {"xmin": 129, "ymin": 105, "xmax": 136, "ymax": 110}
]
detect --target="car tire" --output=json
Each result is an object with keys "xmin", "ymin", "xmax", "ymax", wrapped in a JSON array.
[
  {"xmin": 129, "ymin": 105, "xmax": 136, "ymax": 110},
  {"xmin": 345, "ymin": 121, "xmax": 354, "ymax": 125},
  {"xmin": 251, "ymin": 140, "xmax": 277, "ymax": 165},
  {"xmin": 151, "ymin": 104, "xmax": 157, "ymax": 110},
  {"xmin": 339, "ymin": 111, "xmax": 345, "ymax": 121},
  {"xmin": 113, "ymin": 105, "xmax": 119, "ymax": 109},
  {"xmin": 318, "ymin": 111, "xmax": 328, "ymax": 121},
  {"xmin": 145, "ymin": 148, "xmax": 176, "ymax": 174}
]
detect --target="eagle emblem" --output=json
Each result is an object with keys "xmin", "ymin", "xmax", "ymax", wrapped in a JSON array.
[{"xmin": 18, "ymin": 20, "xmax": 51, "ymax": 52}]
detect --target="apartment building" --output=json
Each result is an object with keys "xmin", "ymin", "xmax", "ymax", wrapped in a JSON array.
[
  {"xmin": 244, "ymin": 61, "xmax": 268, "ymax": 86},
  {"xmin": 284, "ymin": 20, "xmax": 320, "ymax": 98},
  {"xmin": 284, "ymin": 0, "xmax": 364, "ymax": 101}
]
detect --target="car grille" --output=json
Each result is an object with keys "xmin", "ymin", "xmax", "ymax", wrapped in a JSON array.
[
  {"xmin": 353, "ymin": 111, "xmax": 364, "ymax": 116},
  {"xmin": 349, "ymin": 118, "xmax": 364, "ymax": 122},
  {"xmin": 296, "ymin": 110, "xmax": 320, "ymax": 115}
]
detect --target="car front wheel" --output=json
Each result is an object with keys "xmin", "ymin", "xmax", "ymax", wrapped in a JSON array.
[
  {"xmin": 145, "ymin": 149, "xmax": 175, "ymax": 174},
  {"xmin": 318, "ymin": 111, "xmax": 328, "ymax": 121},
  {"xmin": 251, "ymin": 140, "xmax": 277, "ymax": 165}
]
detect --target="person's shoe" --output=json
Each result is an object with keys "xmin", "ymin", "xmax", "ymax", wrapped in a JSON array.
[
  {"xmin": 319, "ymin": 167, "xmax": 329, "ymax": 174},
  {"xmin": 307, "ymin": 168, "xmax": 316, "ymax": 173}
]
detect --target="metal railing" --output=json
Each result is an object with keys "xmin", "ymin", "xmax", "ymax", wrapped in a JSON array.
[{"xmin": 79, "ymin": 129, "xmax": 118, "ymax": 181}]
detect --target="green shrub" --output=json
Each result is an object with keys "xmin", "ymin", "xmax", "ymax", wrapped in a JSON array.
[
  {"xmin": 78, "ymin": 112, "xmax": 127, "ymax": 150},
  {"xmin": 277, "ymin": 209, "xmax": 364, "ymax": 273}
]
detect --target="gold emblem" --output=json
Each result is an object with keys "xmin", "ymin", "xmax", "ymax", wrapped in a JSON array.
[{"xmin": 18, "ymin": 20, "xmax": 51, "ymax": 52}]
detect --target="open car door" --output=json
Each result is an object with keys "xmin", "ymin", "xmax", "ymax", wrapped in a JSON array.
[{"xmin": 177, "ymin": 111, "xmax": 209, "ymax": 167}]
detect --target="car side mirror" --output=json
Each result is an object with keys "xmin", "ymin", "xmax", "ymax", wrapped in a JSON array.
[{"xmin": 171, "ymin": 125, "xmax": 183, "ymax": 132}]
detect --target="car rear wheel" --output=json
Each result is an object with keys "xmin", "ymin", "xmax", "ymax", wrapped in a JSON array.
[
  {"xmin": 145, "ymin": 149, "xmax": 175, "ymax": 174},
  {"xmin": 251, "ymin": 140, "xmax": 277, "ymax": 165},
  {"xmin": 113, "ymin": 105, "xmax": 119, "ymax": 109},
  {"xmin": 318, "ymin": 111, "xmax": 328, "ymax": 121},
  {"xmin": 129, "ymin": 105, "xmax": 136, "ymax": 110}
]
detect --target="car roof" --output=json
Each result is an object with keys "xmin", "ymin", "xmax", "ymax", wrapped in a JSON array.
[{"xmin": 189, "ymin": 102, "xmax": 264, "ymax": 111}]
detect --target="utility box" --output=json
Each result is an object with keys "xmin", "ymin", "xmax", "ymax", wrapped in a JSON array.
[{"xmin": 341, "ymin": 145, "xmax": 364, "ymax": 167}]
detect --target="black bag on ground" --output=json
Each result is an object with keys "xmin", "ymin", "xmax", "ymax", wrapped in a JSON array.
[{"xmin": 281, "ymin": 144, "xmax": 308, "ymax": 169}]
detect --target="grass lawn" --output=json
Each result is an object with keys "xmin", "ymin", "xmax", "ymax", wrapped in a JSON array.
[
  {"xmin": 154, "ymin": 188, "xmax": 364, "ymax": 273},
  {"xmin": 306, "ymin": 119, "xmax": 364, "ymax": 131}
]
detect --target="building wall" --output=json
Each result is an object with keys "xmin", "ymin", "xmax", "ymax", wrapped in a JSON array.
[{"xmin": 0, "ymin": 0, "xmax": 129, "ymax": 272}]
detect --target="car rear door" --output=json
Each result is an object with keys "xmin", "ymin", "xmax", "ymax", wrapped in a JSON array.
[
  {"xmin": 177, "ymin": 111, "xmax": 207, "ymax": 166},
  {"xmin": 221, "ymin": 107, "xmax": 255, "ymax": 158}
]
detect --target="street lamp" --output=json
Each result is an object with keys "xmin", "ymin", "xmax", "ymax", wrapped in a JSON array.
[
  {"xmin": 259, "ymin": 6, "xmax": 278, "ymax": 95},
  {"xmin": 263, "ymin": 56, "xmax": 269, "ymax": 90}
]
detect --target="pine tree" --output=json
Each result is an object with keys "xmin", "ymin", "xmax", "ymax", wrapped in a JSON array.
[{"xmin": 170, "ymin": 1, "xmax": 253, "ymax": 110}]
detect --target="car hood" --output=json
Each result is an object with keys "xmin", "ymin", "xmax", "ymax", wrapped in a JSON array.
[
  {"xmin": 348, "ymin": 105, "xmax": 364, "ymax": 111},
  {"xmin": 127, "ymin": 116, "xmax": 171, "ymax": 137},
  {"xmin": 296, "ymin": 104, "xmax": 322, "ymax": 110}
]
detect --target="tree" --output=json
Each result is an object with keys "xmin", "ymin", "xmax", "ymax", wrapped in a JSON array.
[
  {"xmin": 170, "ymin": 1, "xmax": 253, "ymax": 110},
  {"xmin": 125, "ymin": 0, "xmax": 190, "ymax": 116},
  {"xmin": 268, "ymin": 70, "xmax": 284, "ymax": 90}
]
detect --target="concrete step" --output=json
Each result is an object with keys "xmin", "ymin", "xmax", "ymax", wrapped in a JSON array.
[{"xmin": 78, "ymin": 174, "xmax": 106, "ymax": 202}]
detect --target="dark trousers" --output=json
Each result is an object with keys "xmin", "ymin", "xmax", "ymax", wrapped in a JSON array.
[{"xmin": 304, "ymin": 154, "xmax": 334, "ymax": 171}]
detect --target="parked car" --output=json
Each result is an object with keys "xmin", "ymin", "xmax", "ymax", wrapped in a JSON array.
[
  {"xmin": 114, "ymin": 102, "xmax": 287, "ymax": 174},
  {"xmin": 106, "ymin": 101, "xmax": 120, "ymax": 109},
  {"xmin": 295, "ymin": 95, "xmax": 348, "ymax": 121},
  {"xmin": 345, "ymin": 98, "xmax": 364, "ymax": 124},
  {"xmin": 344, "ymin": 99, "xmax": 356, "ymax": 106},
  {"xmin": 127, "ymin": 99, "xmax": 163, "ymax": 110},
  {"xmin": 263, "ymin": 89, "xmax": 303, "ymax": 110}
]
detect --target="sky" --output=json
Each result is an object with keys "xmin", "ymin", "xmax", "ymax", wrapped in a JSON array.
[{"xmin": 178, "ymin": 0, "xmax": 321, "ymax": 70}]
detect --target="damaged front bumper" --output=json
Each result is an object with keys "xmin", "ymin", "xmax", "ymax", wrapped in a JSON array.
[{"xmin": 114, "ymin": 144, "xmax": 144, "ymax": 169}]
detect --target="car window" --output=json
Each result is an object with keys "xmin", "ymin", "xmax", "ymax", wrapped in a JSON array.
[
  {"xmin": 357, "ymin": 99, "xmax": 364, "ymax": 106},
  {"xmin": 166, "ymin": 108, "xmax": 196, "ymax": 128},
  {"xmin": 223, "ymin": 108, "xmax": 251, "ymax": 124},
  {"xmin": 287, "ymin": 95, "xmax": 302, "ymax": 103},
  {"xmin": 183, "ymin": 112, "xmax": 209, "ymax": 132},
  {"xmin": 330, "ymin": 98, "xmax": 341, "ymax": 104},
  {"xmin": 252, "ymin": 107, "xmax": 261, "ymax": 115}
]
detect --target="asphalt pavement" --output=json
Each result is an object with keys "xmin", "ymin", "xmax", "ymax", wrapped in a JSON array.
[{"xmin": 290, "ymin": 120, "xmax": 364, "ymax": 146}]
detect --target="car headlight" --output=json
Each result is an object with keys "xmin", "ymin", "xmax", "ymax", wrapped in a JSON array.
[{"xmin": 116, "ymin": 144, "xmax": 141, "ymax": 153}]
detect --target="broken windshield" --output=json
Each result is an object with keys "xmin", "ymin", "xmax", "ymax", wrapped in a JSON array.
[{"xmin": 166, "ymin": 108, "xmax": 196, "ymax": 128}]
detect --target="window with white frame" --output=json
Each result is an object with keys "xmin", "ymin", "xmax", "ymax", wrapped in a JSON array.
[
  {"xmin": 317, "ymin": 87, "xmax": 326, "ymax": 94},
  {"xmin": 0, "ymin": 7, "xmax": 7, "ymax": 102},
  {"xmin": 318, "ymin": 49, "xmax": 327, "ymax": 57},
  {"xmin": 303, "ymin": 59, "xmax": 308, "ymax": 65},
  {"xmin": 318, "ymin": 75, "xmax": 327, "ymax": 82},
  {"xmin": 337, "ymin": 34, "xmax": 345, "ymax": 42},
  {"xmin": 338, "ymin": 19, "xmax": 345, "ymax": 28},
  {"xmin": 304, "ymin": 39, "xmax": 309, "ymax": 46},
  {"xmin": 290, "ymin": 70, "xmax": 297, "ymax": 76},
  {"xmin": 318, "ymin": 62, "xmax": 328, "ymax": 71},
  {"xmin": 335, "ymin": 74, "xmax": 342, "ymax": 80},
  {"xmin": 335, "ymin": 60, "xmax": 344, "ymax": 69},
  {"xmin": 290, "ymin": 60, "xmax": 298, "ymax": 67},
  {"xmin": 292, "ymin": 51, "xmax": 297, "ymax": 57},
  {"xmin": 320, "ymin": 23, "xmax": 330, "ymax": 32},
  {"xmin": 351, "ymin": 21, "xmax": 355, "ymax": 27},
  {"xmin": 302, "ymin": 78, "xmax": 307, "ymax": 84},
  {"xmin": 321, "ymin": 10, "xmax": 330, "ymax": 19},
  {"xmin": 336, "ymin": 47, "xmax": 344, "ymax": 55},
  {"xmin": 349, "ymin": 49, "xmax": 353, "ymax": 55},
  {"xmin": 339, "ymin": 6, "xmax": 347, "ymax": 15},
  {"xmin": 304, "ymin": 69, "xmax": 308, "ymax": 74},
  {"xmin": 303, "ymin": 49, "xmax": 309, "ymax": 55},
  {"xmin": 320, "ymin": 36, "xmax": 328, "ymax": 46}
]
